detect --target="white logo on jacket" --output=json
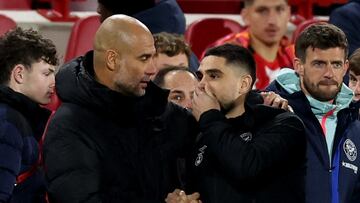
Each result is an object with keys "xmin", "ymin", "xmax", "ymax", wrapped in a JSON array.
[
  {"xmin": 240, "ymin": 132, "xmax": 252, "ymax": 142},
  {"xmin": 195, "ymin": 145, "xmax": 207, "ymax": 166},
  {"xmin": 343, "ymin": 139, "xmax": 357, "ymax": 161}
]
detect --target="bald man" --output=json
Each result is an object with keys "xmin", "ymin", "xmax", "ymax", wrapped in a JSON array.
[
  {"xmin": 153, "ymin": 66, "xmax": 198, "ymax": 111},
  {"xmin": 43, "ymin": 15, "xmax": 198, "ymax": 203}
]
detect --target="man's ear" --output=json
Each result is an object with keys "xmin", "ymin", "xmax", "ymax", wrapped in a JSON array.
[
  {"xmin": 239, "ymin": 74, "xmax": 253, "ymax": 95},
  {"xmin": 294, "ymin": 58, "xmax": 304, "ymax": 76},
  {"xmin": 12, "ymin": 64, "xmax": 26, "ymax": 84},
  {"xmin": 105, "ymin": 49, "xmax": 119, "ymax": 71}
]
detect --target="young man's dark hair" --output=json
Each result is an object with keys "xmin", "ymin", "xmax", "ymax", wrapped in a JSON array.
[
  {"xmin": 204, "ymin": 43, "xmax": 257, "ymax": 87},
  {"xmin": 154, "ymin": 32, "xmax": 192, "ymax": 62},
  {"xmin": 295, "ymin": 23, "xmax": 348, "ymax": 62},
  {"xmin": 0, "ymin": 27, "xmax": 58, "ymax": 84}
]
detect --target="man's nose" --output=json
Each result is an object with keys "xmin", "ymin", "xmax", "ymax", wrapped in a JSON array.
[{"xmin": 145, "ymin": 58, "xmax": 157, "ymax": 76}]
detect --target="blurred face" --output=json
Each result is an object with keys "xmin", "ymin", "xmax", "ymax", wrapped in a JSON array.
[
  {"xmin": 163, "ymin": 70, "xmax": 198, "ymax": 110},
  {"xmin": 21, "ymin": 60, "xmax": 55, "ymax": 105},
  {"xmin": 295, "ymin": 47, "xmax": 348, "ymax": 102},
  {"xmin": 113, "ymin": 32, "xmax": 156, "ymax": 97},
  {"xmin": 196, "ymin": 56, "xmax": 243, "ymax": 112},
  {"xmin": 153, "ymin": 53, "xmax": 189, "ymax": 73},
  {"xmin": 349, "ymin": 70, "xmax": 360, "ymax": 101},
  {"xmin": 243, "ymin": 0, "xmax": 290, "ymax": 46}
]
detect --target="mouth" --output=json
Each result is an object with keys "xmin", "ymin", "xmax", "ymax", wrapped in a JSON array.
[
  {"xmin": 319, "ymin": 80, "xmax": 338, "ymax": 86},
  {"xmin": 265, "ymin": 28, "xmax": 279, "ymax": 36},
  {"xmin": 140, "ymin": 80, "xmax": 149, "ymax": 88}
]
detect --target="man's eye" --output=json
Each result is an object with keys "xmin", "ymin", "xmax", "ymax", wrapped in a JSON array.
[
  {"xmin": 209, "ymin": 73, "xmax": 219, "ymax": 79},
  {"xmin": 140, "ymin": 56, "xmax": 150, "ymax": 61},
  {"xmin": 313, "ymin": 62, "xmax": 325, "ymax": 68},
  {"xmin": 332, "ymin": 63, "xmax": 342, "ymax": 69},
  {"xmin": 171, "ymin": 95, "xmax": 183, "ymax": 101}
]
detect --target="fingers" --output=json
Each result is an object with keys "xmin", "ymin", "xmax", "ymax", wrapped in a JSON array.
[
  {"xmin": 187, "ymin": 192, "xmax": 200, "ymax": 200},
  {"xmin": 261, "ymin": 91, "xmax": 290, "ymax": 110}
]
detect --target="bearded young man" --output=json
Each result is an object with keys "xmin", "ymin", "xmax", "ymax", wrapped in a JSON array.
[{"xmin": 268, "ymin": 23, "xmax": 360, "ymax": 203}]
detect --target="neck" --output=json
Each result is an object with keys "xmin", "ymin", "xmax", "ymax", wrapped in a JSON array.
[
  {"xmin": 250, "ymin": 35, "xmax": 280, "ymax": 62},
  {"xmin": 225, "ymin": 96, "xmax": 246, "ymax": 118}
]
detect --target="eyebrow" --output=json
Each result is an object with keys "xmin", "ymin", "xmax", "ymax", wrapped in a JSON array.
[
  {"xmin": 138, "ymin": 53, "xmax": 154, "ymax": 59},
  {"xmin": 170, "ymin": 90, "xmax": 185, "ymax": 94},
  {"xmin": 205, "ymin": 69, "xmax": 223, "ymax": 75},
  {"xmin": 48, "ymin": 68, "xmax": 55, "ymax": 73}
]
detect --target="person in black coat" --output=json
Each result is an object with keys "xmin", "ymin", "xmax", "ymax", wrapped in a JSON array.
[
  {"xmin": 43, "ymin": 15, "xmax": 199, "ymax": 203},
  {"xmin": 330, "ymin": 0, "xmax": 360, "ymax": 57},
  {"xmin": 166, "ymin": 44, "xmax": 307, "ymax": 203},
  {"xmin": 0, "ymin": 28, "xmax": 58, "ymax": 202}
]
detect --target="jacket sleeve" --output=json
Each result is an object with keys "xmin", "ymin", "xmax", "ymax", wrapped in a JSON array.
[
  {"xmin": 198, "ymin": 109, "xmax": 305, "ymax": 181},
  {"xmin": 0, "ymin": 121, "xmax": 23, "ymax": 202},
  {"xmin": 43, "ymin": 115, "xmax": 102, "ymax": 203}
]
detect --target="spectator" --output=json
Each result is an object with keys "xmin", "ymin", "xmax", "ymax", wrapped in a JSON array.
[
  {"xmin": 0, "ymin": 27, "xmax": 58, "ymax": 202},
  {"xmin": 97, "ymin": 0, "xmax": 185, "ymax": 35},
  {"xmin": 329, "ymin": 0, "xmax": 360, "ymax": 56},
  {"xmin": 153, "ymin": 32, "xmax": 191, "ymax": 76},
  {"xmin": 153, "ymin": 66, "xmax": 198, "ymax": 111},
  {"xmin": 43, "ymin": 15, "xmax": 199, "ymax": 203},
  {"xmin": 349, "ymin": 48, "xmax": 360, "ymax": 102},
  {"xmin": 267, "ymin": 23, "xmax": 360, "ymax": 203},
  {"xmin": 214, "ymin": 0, "xmax": 293, "ymax": 90},
  {"xmin": 167, "ymin": 44, "xmax": 306, "ymax": 203},
  {"xmin": 348, "ymin": 48, "xmax": 360, "ymax": 118}
]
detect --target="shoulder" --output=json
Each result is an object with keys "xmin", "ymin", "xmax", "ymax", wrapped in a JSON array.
[
  {"xmin": 0, "ymin": 104, "xmax": 27, "ymax": 151},
  {"xmin": 253, "ymin": 105, "xmax": 304, "ymax": 130}
]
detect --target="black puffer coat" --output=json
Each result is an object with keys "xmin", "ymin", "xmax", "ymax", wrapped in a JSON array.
[{"xmin": 43, "ymin": 51, "xmax": 197, "ymax": 203}]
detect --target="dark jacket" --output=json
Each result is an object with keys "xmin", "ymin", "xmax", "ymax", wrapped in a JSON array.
[
  {"xmin": 0, "ymin": 86, "xmax": 50, "ymax": 203},
  {"xmin": 133, "ymin": 0, "xmax": 186, "ymax": 35},
  {"xmin": 330, "ymin": 0, "xmax": 360, "ymax": 56},
  {"xmin": 187, "ymin": 104, "xmax": 306, "ymax": 203},
  {"xmin": 268, "ymin": 80, "xmax": 360, "ymax": 203},
  {"xmin": 43, "ymin": 51, "xmax": 197, "ymax": 203}
]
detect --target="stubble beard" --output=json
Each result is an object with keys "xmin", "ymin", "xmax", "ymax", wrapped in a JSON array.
[{"xmin": 302, "ymin": 77, "xmax": 341, "ymax": 102}]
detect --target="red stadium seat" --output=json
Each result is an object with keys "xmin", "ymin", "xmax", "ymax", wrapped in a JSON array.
[
  {"xmin": 185, "ymin": 18, "xmax": 245, "ymax": 59},
  {"xmin": 0, "ymin": 0, "xmax": 31, "ymax": 10},
  {"xmin": 64, "ymin": 15, "xmax": 101, "ymax": 62},
  {"xmin": 0, "ymin": 14, "xmax": 17, "ymax": 36},
  {"xmin": 291, "ymin": 18, "xmax": 328, "ymax": 43}
]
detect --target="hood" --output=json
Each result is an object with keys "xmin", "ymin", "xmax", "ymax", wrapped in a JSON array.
[
  {"xmin": 133, "ymin": 0, "xmax": 186, "ymax": 34},
  {"xmin": 56, "ymin": 51, "xmax": 170, "ymax": 119},
  {"xmin": 275, "ymin": 68, "xmax": 354, "ymax": 116}
]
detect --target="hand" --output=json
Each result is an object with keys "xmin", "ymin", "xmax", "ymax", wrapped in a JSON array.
[
  {"xmin": 165, "ymin": 189, "xmax": 202, "ymax": 203},
  {"xmin": 260, "ymin": 91, "xmax": 293, "ymax": 112},
  {"xmin": 191, "ymin": 86, "xmax": 220, "ymax": 121}
]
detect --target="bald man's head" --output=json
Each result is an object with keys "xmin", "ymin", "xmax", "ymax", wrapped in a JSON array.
[
  {"xmin": 92, "ymin": 14, "xmax": 156, "ymax": 97},
  {"xmin": 94, "ymin": 14, "xmax": 151, "ymax": 54}
]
